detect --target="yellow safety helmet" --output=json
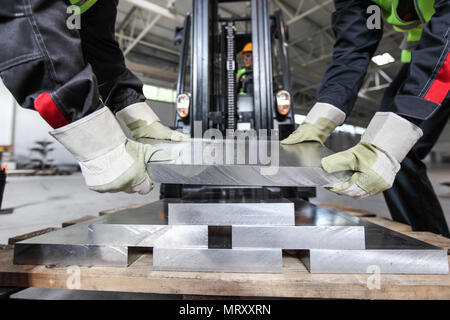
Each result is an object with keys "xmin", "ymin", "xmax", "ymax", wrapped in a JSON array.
[{"xmin": 240, "ymin": 42, "xmax": 253, "ymax": 55}]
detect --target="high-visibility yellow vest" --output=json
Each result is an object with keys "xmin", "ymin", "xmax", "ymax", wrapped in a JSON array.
[
  {"xmin": 371, "ymin": 0, "xmax": 435, "ymax": 62},
  {"xmin": 237, "ymin": 67, "xmax": 251, "ymax": 95},
  {"xmin": 69, "ymin": 0, "xmax": 98, "ymax": 14}
]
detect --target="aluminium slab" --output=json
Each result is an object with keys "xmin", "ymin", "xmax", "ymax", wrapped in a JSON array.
[
  {"xmin": 146, "ymin": 139, "xmax": 352, "ymax": 187},
  {"xmin": 153, "ymin": 247, "xmax": 283, "ymax": 273},
  {"xmin": 232, "ymin": 226, "xmax": 365, "ymax": 250},
  {"xmin": 301, "ymin": 249, "xmax": 449, "ymax": 274},
  {"xmin": 12, "ymin": 198, "xmax": 449, "ymax": 274},
  {"xmin": 88, "ymin": 224, "xmax": 208, "ymax": 247},
  {"xmin": 167, "ymin": 199, "xmax": 295, "ymax": 226},
  {"xmin": 299, "ymin": 226, "xmax": 449, "ymax": 274},
  {"xmin": 13, "ymin": 243, "xmax": 142, "ymax": 267}
]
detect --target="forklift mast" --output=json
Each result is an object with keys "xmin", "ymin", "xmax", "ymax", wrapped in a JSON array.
[{"xmin": 174, "ymin": 0, "xmax": 295, "ymax": 138}]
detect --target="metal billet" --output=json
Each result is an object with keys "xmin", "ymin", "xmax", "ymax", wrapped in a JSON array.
[
  {"xmin": 232, "ymin": 226, "xmax": 365, "ymax": 250},
  {"xmin": 12, "ymin": 198, "xmax": 449, "ymax": 274},
  {"xmin": 145, "ymin": 139, "xmax": 352, "ymax": 187},
  {"xmin": 300, "ymin": 249, "xmax": 449, "ymax": 274},
  {"xmin": 167, "ymin": 198, "xmax": 295, "ymax": 226},
  {"xmin": 153, "ymin": 247, "xmax": 283, "ymax": 273}
]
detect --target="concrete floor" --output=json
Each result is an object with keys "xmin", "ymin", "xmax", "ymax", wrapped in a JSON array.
[{"xmin": 1, "ymin": 169, "xmax": 450, "ymax": 244}]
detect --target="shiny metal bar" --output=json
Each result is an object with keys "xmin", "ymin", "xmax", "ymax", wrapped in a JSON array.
[
  {"xmin": 232, "ymin": 226, "xmax": 365, "ymax": 249},
  {"xmin": 13, "ymin": 243, "xmax": 140, "ymax": 267},
  {"xmin": 299, "ymin": 225, "xmax": 449, "ymax": 274},
  {"xmin": 146, "ymin": 139, "xmax": 352, "ymax": 187},
  {"xmin": 153, "ymin": 247, "xmax": 283, "ymax": 273},
  {"xmin": 302, "ymin": 249, "xmax": 449, "ymax": 274},
  {"xmin": 88, "ymin": 224, "xmax": 366, "ymax": 250},
  {"xmin": 168, "ymin": 199, "xmax": 295, "ymax": 226},
  {"xmin": 13, "ymin": 198, "xmax": 449, "ymax": 274},
  {"xmin": 88, "ymin": 224, "xmax": 208, "ymax": 247}
]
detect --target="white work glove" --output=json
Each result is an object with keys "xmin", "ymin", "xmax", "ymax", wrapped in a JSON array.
[
  {"xmin": 321, "ymin": 112, "xmax": 423, "ymax": 199},
  {"xmin": 282, "ymin": 102, "xmax": 346, "ymax": 145},
  {"xmin": 116, "ymin": 102, "xmax": 189, "ymax": 142},
  {"xmin": 50, "ymin": 107, "xmax": 171, "ymax": 195}
]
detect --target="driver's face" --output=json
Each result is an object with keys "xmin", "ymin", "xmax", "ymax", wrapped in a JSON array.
[{"xmin": 244, "ymin": 52, "xmax": 252, "ymax": 68}]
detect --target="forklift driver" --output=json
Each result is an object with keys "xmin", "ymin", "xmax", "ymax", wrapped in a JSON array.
[{"xmin": 237, "ymin": 43, "xmax": 254, "ymax": 95}]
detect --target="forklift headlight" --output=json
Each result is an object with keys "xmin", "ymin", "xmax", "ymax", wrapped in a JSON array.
[
  {"xmin": 276, "ymin": 90, "xmax": 291, "ymax": 116},
  {"xmin": 176, "ymin": 93, "xmax": 190, "ymax": 118}
]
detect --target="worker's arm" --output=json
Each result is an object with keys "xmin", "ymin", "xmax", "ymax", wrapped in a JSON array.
[
  {"xmin": 283, "ymin": 0, "xmax": 382, "ymax": 146},
  {"xmin": 389, "ymin": 0, "xmax": 450, "ymax": 122},
  {"xmin": 322, "ymin": 0, "xmax": 450, "ymax": 199},
  {"xmin": 317, "ymin": 0, "xmax": 383, "ymax": 115},
  {"xmin": 50, "ymin": 107, "xmax": 172, "ymax": 195}
]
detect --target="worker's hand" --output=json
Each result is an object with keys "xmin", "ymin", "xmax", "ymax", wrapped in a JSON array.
[
  {"xmin": 321, "ymin": 112, "xmax": 423, "ymax": 199},
  {"xmin": 85, "ymin": 139, "xmax": 171, "ymax": 194},
  {"xmin": 281, "ymin": 102, "xmax": 346, "ymax": 145},
  {"xmin": 50, "ymin": 107, "xmax": 172, "ymax": 195},
  {"xmin": 117, "ymin": 102, "xmax": 189, "ymax": 142}
]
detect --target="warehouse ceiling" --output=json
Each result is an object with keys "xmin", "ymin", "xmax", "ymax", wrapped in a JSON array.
[{"xmin": 115, "ymin": 0, "xmax": 406, "ymax": 128}]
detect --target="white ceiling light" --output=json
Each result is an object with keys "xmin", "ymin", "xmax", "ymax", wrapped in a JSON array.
[{"xmin": 372, "ymin": 53, "xmax": 395, "ymax": 66}]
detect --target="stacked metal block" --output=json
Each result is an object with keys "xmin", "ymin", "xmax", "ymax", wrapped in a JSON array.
[{"xmin": 13, "ymin": 197, "xmax": 448, "ymax": 274}]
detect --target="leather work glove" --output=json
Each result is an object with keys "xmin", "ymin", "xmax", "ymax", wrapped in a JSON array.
[
  {"xmin": 281, "ymin": 102, "xmax": 346, "ymax": 145},
  {"xmin": 50, "ymin": 107, "xmax": 171, "ymax": 195},
  {"xmin": 321, "ymin": 112, "xmax": 423, "ymax": 199},
  {"xmin": 116, "ymin": 102, "xmax": 189, "ymax": 142}
]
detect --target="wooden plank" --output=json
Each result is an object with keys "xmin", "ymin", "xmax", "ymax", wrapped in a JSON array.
[
  {"xmin": 62, "ymin": 216, "xmax": 96, "ymax": 228},
  {"xmin": 8, "ymin": 228, "xmax": 60, "ymax": 245},
  {"xmin": 0, "ymin": 250, "xmax": 448, "ymax": 300},
  {"xmin": 362, "ymin": 217, "xmax": 412, "ymax": 232},
  {"xmin": 99, "ymin": 204, "xmax": 145, "ymax": 216},
  {"xmin": 402, "ymin": 232, "xmax": 450, "ymax": 254},
  {"xmin": 317, "ymin": 204, "xmax": 376, "ymax": 217}
]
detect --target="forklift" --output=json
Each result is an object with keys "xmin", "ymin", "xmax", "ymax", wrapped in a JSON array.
[{"xmin": 160, "ymin": 0, "xmax": 315, "ymax": 200}]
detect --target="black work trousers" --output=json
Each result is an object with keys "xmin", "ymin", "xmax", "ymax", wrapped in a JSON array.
[
  {"xmin": 0, "ymin": 0, "xmax": 145, "ymax": 128},
  {"xmin": 380, "ymin": 64, "xmax": 450, "ymax": 237}
]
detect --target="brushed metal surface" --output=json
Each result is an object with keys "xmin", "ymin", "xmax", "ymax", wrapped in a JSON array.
[
  {"xmin": 232, "ymin": 226, "xmax": 365, "ymax": 249},
  {"xmin": 146, "ymin": 139, "xmax": 352, "ymax": 187},
  {"xmin": 153, "ymin": 247, "xmax": 283, "ymax": 273},
  {"xmin": 168, "ymin": 200, "xmax": 295, "ymax": 226},
  {"xmin": 88, "ymin": 224, "xmax": 208, "ymax": 247},
  {"xmin": 302, "ymin": 249, "xmax": 449, "ymax": 274},
  {"xmin": 12, "ymin": 197, "xmax": 449, "ymax": 274},
  {"xmin": 13, "ymin": 243, "xmax": 139, "ymax": 267}
]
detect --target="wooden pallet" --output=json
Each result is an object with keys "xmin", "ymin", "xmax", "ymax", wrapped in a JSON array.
[
  {"xmin": 8, "ymin": 228, "xmax": 60, "ymax": 245},
  {"xmin": 0, "ymin": 203, "xmax": 449, "ymax": 300},
  {"xmin": 62, "ymin": 216, "xmax": 96, "ymax": 228}
]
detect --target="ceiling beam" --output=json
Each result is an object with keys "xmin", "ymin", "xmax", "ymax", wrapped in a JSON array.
[
  {"xmin": 287, "ymin": 0, "xmax": 333, "ymax": 26},
  {"xmin": 123, "ymin": 0, "xmax": 184, "ymax": 23}
]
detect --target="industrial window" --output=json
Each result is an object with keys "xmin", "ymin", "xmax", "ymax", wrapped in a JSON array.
[{"xmin": 143, "ymin": 85, "xmax": 177, "ymax": 103}]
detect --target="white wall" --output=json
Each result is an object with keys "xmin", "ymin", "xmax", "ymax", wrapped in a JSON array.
[
  {"xmin": 0, "ymin": 80, "xmax": 76, "ymax": 165},
  {"xmin": 0, "ymin": 80, "xmax": 14, "ymax": 146}
]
